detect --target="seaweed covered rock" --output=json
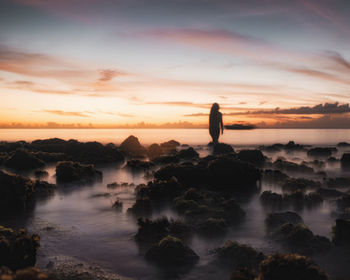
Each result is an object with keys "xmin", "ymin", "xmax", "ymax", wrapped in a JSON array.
[
  {"xmin": 214, "ymin": 240, "xmax": 265, "ymax": 269},
  {"xmin": 307, "ymin": 147, "xmax": 337, "ymax": 158},
  {"xmin": 145, "ymin": 235, "xmax": 199, "ymax": 267},
  {"xmin": 0, "ymin": 226, "xmax": 40, "ymax": 270},
  {"xmin": 136, "ymin": 178, "xmax": 183, "ymax": 203},
  {"xmin": 195, "ymin": 218, "xmax": 228, "ymax": 237},
  {"xmin": 332, "ymin": 219, "xmax": 350, "ymax": 246},
  {"xmin": 152, "ymin": 155, "xmax": 180, "ymax": 165},
  {"xmin": 119, "ymin": 135, "xmax": 146, "ymax": 157},
  {"xmin": 282, "ymin": 178, "xmax": 321, "ymax": 192},
  {"xmin": 238, "ymin": 150, "xmax": 265, "ymax": 165},
  {"xmin": 316, "ymin": 187, "xmax": 345, "ymax": 199},
  {"xmin": 127, "ymin": 197, "xmax": 153, "ymax": 217},
  {"xmin": 258, "ymin": 253, "xmax": 329, "ymax": 280},
  {"xmin": 265, "ymin": 212, "xmax": 303, "ymax": 231},
  {"xmin": 262, "ymin": 169, "xmax": 289, "ymax": 184},
  {"xmin": 135, "ymin": 217, "xmax": 192, "ymax": 245},
  {"xmin": 0, "ymin": 170, "xmax": 35, "ymax": 212},
  {"xmin": 55, "ymin": 161, "xmax": 102, "ymax": 184},
  {"xmin": 213, "ymin": 143, "xmax": 234, "ymax": 155},
  {"xmin": 4, "ymin": 149, "xmax": 44, "ymax": 170},
  {"xmin": 0, "ymin": 267, "xmax": 51, "ymax": 280},
  {"xmin": 327, "ymin": 177, "xmax": 350, "ymax": 188},
  {"xmin": 336, "ymin": 194, "xmax": 350, "ymax": 210},
  {"xmin": 270, "ymin": 223, "xmax": 331, "ymax": 254}
]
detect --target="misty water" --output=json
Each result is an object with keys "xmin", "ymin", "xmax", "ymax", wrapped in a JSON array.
[{"xmin": 1, "ymin": 129, "xmax": 350, "ymax": 279}]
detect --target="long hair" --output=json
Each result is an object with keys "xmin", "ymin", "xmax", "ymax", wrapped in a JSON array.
[{"xmin": 210, "ymin": 103, "xmax": 219, "ymax": 121}]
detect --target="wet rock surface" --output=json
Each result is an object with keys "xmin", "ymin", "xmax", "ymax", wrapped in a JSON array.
[{"xmin": 55, "ymin": 161, "xmax": 102, "ymax": 184}]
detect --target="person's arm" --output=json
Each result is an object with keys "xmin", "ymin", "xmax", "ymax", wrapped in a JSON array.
[{"xmin": 220, "ymin": 113, "xmax": 224, "ymax": 134}]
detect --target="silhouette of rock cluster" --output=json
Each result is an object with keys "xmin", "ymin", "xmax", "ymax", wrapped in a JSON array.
[{"xmin": 55, "ymin": 161, "xmax": 102, "ymax": 184}]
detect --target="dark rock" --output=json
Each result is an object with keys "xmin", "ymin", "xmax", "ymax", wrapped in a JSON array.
[
  {"xmin": 332, "ymin": 219, "xmax": 350, "ymax": 246},
  {"xmin": 0, "ymin": 226, "xmax": 40, "ymax": 270},
  {"xmin": 213, "ymin": 143, "xmax": 234, "ymax": 155},
  {"xmin": 147, "ymin": 144, "xmax": 163, "ymax": 159},
  {"xmin": 260, "ymin": 141, "xmax": 306, "ymax": 153},
  {"xmin": 34, "ymin": 151, "xmax": 66, "ymax": 163},
  {"xmin": 230, "ymin": 268, "xmax": 256, "ymax": 280},
  {"xmin": 272, "ymin": 159, "xmax": 314, "ymax": 175},
  {"xmin": 222, "ymin": 199, "xmax": 246, "ymax": 224},
  {"xmin": 337, "ymin": 142, "xmax": 350, "ymax": 147},
  {"xmin": 127, "ymin": 197, "xmax": 153, "ymax": 217},
  {"xmin": 145, "ymin": 235, "xmax": 199, "ymax": 266},
  {"xmin": 316, "ymin": 187, "xmax": 345, "ymax": 199},
  {"xmin": 31, "ymin": 138, "xmax": 67, "ymax": 152},
  {"xmin": 0, "ymin": 170, "xmax": 35, "ymax": 212},
  {"xmin": 307, "ymin": 147, "xmax": 337, "ymax": 158},
  {"xmin": 152, "ymin": 155, "xmax": 180, "ymax": 165},
  {"xmin": 258, "ymin": 253, "xmax": 329, "ymax": 280},
  {"xmin": 214, "ymin": 240, "xmax": 265, "ymax": 269},
  {"xmin": 341, "ymin": 153, "xmax": 350, "ymax": 168},
  {"xmin": 34, "ymin": 170, "xmax": 49, "ymax": 179},
  {"xmin": 106, "ymin": 182, "xmax": 118, "ymax": 189},
  {"xmin": 126, "ymin": 160, "xmax": 154, "ymax": 171},
  {"xmin": 173, "ymin": 198, "xmax": 200, "ymax": 214},
  {"xmin": 177, "ymin": 147, "xmax": 199, "ymax": 159},
  {"xmin": 55, "ymin": 161, "xmax": 102, "ymax": 184},
  {"xmin": 135, "ymin": 217, "xmax": 192, "ymax": 245},
  {"xmin": 284, "ymin": 190, "xmax": 323, "ymax": 208},
  {"xmin": 33, "ymin": 180, "xmax": 56, "ymax": 195},
  {"xmin": 136, "ymin": 178, "xmax": 183, "ymax": 202},
  {"xmin": 196, "ymin": 218, "xmax": 228, "ymax": 237},
  {"xmin": 4, "ymin": 149, "xmax": 44, "ymax": 170},
  {"xmin": 336, "ymin": 194, "xmax": 350, "ymax": 210},
  {"xmin": 160, "ymin": 140, "xmax": 180, "ymax": 153},
  {"xmin": 238, "ymin": 150, "xmax": 265, "ymax": 165},
  {"xmin": 327, "ymin": 177, "xmax": 350, "ymax": 188},
  {"xmin": 260, "ymin": 191, "xmax": 283, "ymax": 208},
  {"xmin": 262, "ymin": 169, "xmax": 289, "ymax": 183},
  {"xmin": 0, "ymin": 266, "xmax": 51, "ymax": 280},
  {"xmin": 112, "ymin": 199, "xmax": 123, "ymax": 211},
  {"xmin": 119, "ymin": 135, "xmax": 146, "ymax": 157},
  {"xmin": 270, "ymin": 223, "xmax": 331, "ymax": 254},
  {"xmin": 282, "ymin": 178, "xmax": 321, "ymax": 191},
  {"xmin": 265, "ymin": 212, "xmax": 303, "ymax": 231}
]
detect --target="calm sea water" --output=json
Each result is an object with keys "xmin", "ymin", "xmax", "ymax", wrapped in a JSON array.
[{"xmin": 1, "ymin": 128, "xmax": 350, "ymax": 146}]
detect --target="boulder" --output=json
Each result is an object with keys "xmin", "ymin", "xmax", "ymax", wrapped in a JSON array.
[
  {"xmin": 160, "ymin": 140, "xmax": 180, "ymax": 153},
  {"xmin": 127, "ymin": 197, "xmax": 153, "ymax": 217},
  {"xmin": 135, "ymin": 217, "xmax": 192, "ymax": 245},
  {"xmin": 177, "ymin": 147, "xmax": 199, "ymax": 159},
  {"xmin": 119, "ymin": 135, "xmax": 146, "ymax": 157},
  {"xmin": 55, "ymin": 161, "xmax": 102, "ymax": 184},
  {"xmin": 332, "ymin": 219, "xmax": 350, "ymax": 246},
  {"xmin": 214, "ymin": 240, "xmax": 265, "ymax": 269},
  {"xmin": 0, "ymin": 226, "xmax": 40, "ymax": 270},
  {"xmin": 337, "ymin": 142, "xmax": 350, "ymax": 148},
  {"xmin": 0, "ymin": 267, "xmax": 51, "ymax": 280},
  {"xmin": 4, "ymin": 149, "xmax": 44, "ymax": 170},
  {"xmin": 258, "ymin": 253, "xmax": 329, "ymax": 280},
  {"xmin": 230, "ymin": 268, "xmax": 256, "ymax": 280},
  {"xmin": 307, "ymin": 147, "xmax": 337, "ymax": 158},
  {"xmin": 341, "ymin": 153, "xmax": 350, "ymax": 168},
  {"xmin": 196, "ymin": 218, "xmax": 228, "ymax": 237},
  {"xmin": 260, "ymin": 191, "xmax": 283, "ymax": 208},
  {"xmin": 281, "ymin": 178, "xmax": 321, "ymax": 191},
  {"xmin": 213, "ymin": 143, "xmax": 234, "ymax": 155},
  {"xmin": 34, "ymin": 170, "xmax": 49, "ymax": 179},
  {"xmin": 270, "ymin": 223, "xmax": 331, "ymax": 254},
  {"xmin": 136, "ymin": 178, "xmax": 183, "ymax": 202},
  {"xmin": 238, "ymin": 150, "xmax": 265, "ymax": 165},
  {"xmin": 145, "ymin": 235, "xmax": 199, "ymax": 266},
  {"xmin": 126, "ymin": 160, "xmax": 154, "ymax": 171},
  {"xmin": 147, "ymin": 144, "xmax": 163, "ymax": 159},
  {"xmin": 265, "ymin": 212, "xmax": 303, "ymax": 231},
  {"xmin": 0, "ymin": 170, "xmax": 35, "ymax": 212}
]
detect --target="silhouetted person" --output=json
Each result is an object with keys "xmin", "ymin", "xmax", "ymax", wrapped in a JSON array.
[{"xmin": 209, "ymin": 103, "xmax": 223, "ymax": 144}]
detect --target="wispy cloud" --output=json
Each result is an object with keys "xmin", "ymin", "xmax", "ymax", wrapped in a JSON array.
[{"xmin": 43, "ymin": 110, "xmax": 90, "ymax": 117}]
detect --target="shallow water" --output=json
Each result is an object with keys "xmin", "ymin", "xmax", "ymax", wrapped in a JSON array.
[{"xmin": 2, "ymin": 142, "xmax": 350, "ymax": 279}]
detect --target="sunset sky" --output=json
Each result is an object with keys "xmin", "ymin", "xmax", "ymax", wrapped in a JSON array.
[{"xmin": 1, "ymin": 0, "xmax": 350, "ymax": 128}]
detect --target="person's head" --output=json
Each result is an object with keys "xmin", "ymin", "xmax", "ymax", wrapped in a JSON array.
[{"xmin": 211, "ymin": 103, "xmax": 220, "ymax": 113}]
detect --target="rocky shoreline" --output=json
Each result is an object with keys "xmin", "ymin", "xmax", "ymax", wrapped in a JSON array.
[{"xmin": 1, "ymin": 136, "xmax": 350, "ymax": 279}]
